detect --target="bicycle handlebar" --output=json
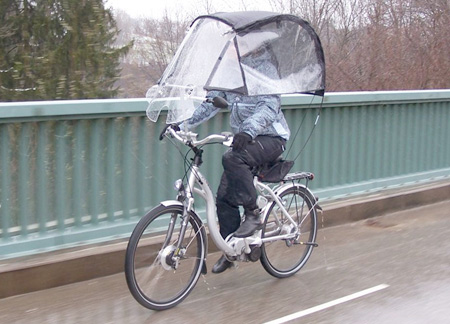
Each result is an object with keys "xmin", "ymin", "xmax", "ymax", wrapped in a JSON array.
[{"xmin": 165, "ymin": 125, "xmax": 233, "ymax": 147}]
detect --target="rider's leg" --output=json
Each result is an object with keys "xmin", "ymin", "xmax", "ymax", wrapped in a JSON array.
[
  {"xmin": 216, "ymin": 173, "xmax": 241, "ymax": 239},
  {"xmin": 223, "ymin": 136, "xmax": 286, "ymax": 237},
  {"xmin": 213, "ymin": 174, "xmax": 240, "ymax": 273},
  {"xmin": 212, "ymin": 136, "xmax": 286, "ymax": 272}
]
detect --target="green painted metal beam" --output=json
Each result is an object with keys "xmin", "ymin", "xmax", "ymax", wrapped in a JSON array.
[{"xmin": 0, "ymin": 90, "xmax": 449, "ymax": 259}]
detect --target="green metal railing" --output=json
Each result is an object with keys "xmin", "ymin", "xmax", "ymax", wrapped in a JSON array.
[{"xmin": 1, "ymin": 90, "xmax": 449, "ymax": 258}]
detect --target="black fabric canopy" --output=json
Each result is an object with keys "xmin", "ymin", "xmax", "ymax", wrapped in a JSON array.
[
  {"xmin": 193, "ymin": 11, "xmax": 320, "ymax": 36},
  {"xmin": 193, "ymin": 11, "xmax": 283, "ymax": 31}
]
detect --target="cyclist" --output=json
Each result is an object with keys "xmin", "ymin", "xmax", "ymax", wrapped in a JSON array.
[{"xmin": 180, "ymin": 46, "xmax": 290, "ymax": 273}]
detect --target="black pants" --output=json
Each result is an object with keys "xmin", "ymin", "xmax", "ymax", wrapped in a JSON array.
[{"xmin": 216, "ymin": 135, "xmax": 286, "ymax": 239}]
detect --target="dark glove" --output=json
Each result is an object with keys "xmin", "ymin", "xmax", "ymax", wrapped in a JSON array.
[
  {"xmin": 232, "ymin": 132, "xmax": 252, "ymax": 152},
  {"xmin": 159, "ymin": 124, "xmax": 180, "ymax": 141}
]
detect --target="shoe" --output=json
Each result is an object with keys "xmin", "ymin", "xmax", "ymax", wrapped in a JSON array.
[
  {"xmin": 233, "ymin": 208, "xmax": 262, "ymax": 238},
  {"xmin": 212, "ymin": 255, "xmax": 233, "ymax": 274}
]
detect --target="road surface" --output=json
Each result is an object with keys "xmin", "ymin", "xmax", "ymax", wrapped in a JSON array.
[{"xmin": 1, "ymin": 200, "xmax": 449, "ymax": 323}]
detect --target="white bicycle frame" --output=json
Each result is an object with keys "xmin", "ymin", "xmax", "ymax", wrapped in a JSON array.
[{"xmin": 166, "ymin": 128, "xmax": 315, "ymax": 258}]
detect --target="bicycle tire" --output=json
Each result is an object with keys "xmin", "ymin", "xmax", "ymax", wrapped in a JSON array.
[
  {"xmin": 260, "ymin": 184, "xmax": 317, "ymax": 278},
  {"xmin": 125, "ymin": 203, "xmax": 207, "ymax": 310}
]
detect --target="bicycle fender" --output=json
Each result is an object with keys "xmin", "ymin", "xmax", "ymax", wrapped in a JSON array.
[
  {"xmin": 274, "ymin": 183, "xmax": 317, "ymax": 204},
  {"xmin": 160, "ymin": 200, "xmax": 183, "ymax": 207}
]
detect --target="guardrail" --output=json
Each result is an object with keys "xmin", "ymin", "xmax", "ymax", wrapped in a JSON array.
[{"xmin": 1, "ymin": 90, "xmax": 449, "ymax": 258}]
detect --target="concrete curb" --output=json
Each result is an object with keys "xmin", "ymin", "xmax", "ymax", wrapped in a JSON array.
[
  {"xmin": 1, "ymin": 179, "xmax": 449, "ymax": 299},
  {"xmin": 320, "ymin": 179, "xmax": 450, "ymax": 227}
]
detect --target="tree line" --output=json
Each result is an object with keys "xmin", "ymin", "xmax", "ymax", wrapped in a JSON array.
[
  {"xmin": 1, "ymin": 0, "xmax": 448, "ymax": 101},
  {"xmin": 0, "ymin": 0, "xmax": 131, "ymax": 101}
]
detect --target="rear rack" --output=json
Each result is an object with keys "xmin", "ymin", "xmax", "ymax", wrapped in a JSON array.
[{"xmin": 283, "ymin": 172, "xmax": 314, "ymax": 181}]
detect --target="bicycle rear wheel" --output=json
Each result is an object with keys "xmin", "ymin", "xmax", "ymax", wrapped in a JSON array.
[
  {"xmin": 260, "ymin": 184, "xmax": 317, "ymax": 278},
  {"xmin": 125, "ymin": 203, "xmax": 206, "ymax": 310}
]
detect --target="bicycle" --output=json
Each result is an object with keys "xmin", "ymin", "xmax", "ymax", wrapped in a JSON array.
[{"xmin": 124, "ymin": 124, "xmax": 320, "ymax": 310}]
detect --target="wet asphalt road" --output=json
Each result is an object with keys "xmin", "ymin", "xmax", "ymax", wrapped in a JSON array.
[{"xmin": 1, "ymin": 200, "xmax": 449, "ymax": 324}]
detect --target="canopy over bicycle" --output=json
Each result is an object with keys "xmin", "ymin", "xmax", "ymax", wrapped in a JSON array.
[{"xmin": 146, "ymin": 11, "xmax": 326, "ymax": 124}]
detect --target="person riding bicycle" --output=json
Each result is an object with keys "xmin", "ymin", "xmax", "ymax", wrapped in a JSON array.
[{"xmin": 180, "ymin": 46, "xmax": 291, "ymax": 273}]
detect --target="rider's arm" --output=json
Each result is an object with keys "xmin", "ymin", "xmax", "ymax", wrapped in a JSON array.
[
  {"xmin": 239, "ymin": 95, "xmax": 282, "ymax": 138},
  {"xmin": 180, "ymin": 91, "xmax": 225, "ymax": 131}
]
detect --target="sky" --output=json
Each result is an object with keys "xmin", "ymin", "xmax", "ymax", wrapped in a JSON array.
[{"xmin": 106, "ymin": 0, "xmax": 276, "ymax": 19}]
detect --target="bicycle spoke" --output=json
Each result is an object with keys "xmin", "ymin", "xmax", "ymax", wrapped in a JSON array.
[
  {"xmin": 184, "ymin": 224, "xmax": 205, "ymax": 251},
  {"xmin": 260, "ymin": 185, "xmax": 317, "ymax": 278}
]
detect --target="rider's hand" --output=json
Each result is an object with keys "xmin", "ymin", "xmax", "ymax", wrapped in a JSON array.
[
  {"xmin": 232, "ymin": 132, "xmax": 252, "ymax": 152},
  {"xmin": 159, "ymin": 124, "xmax": 180, "ymax": 141}
]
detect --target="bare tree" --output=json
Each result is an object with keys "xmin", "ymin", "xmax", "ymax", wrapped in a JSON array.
[
  {"xmin": 114, "ymin": 0, "xmax": 450, "ymax": 97},
  {"xmin": 115, "ymin": 11, "xmax": 189, "ymax": 97},
  {"xmin": 290, "ymin": 0, "xmax": 450, "ymax": 91},
  {"xmin": 349, "ymin": 0, "xmax": 450, "ymax": 90}
]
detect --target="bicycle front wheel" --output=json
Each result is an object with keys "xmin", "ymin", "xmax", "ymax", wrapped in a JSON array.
[
  {"xmin": 260, "ymin": 184, "xmax": 318, "ymax": 278},
  {"xmin": 125, "ymin": 203, "xmax": 207, "ymax": 310}
]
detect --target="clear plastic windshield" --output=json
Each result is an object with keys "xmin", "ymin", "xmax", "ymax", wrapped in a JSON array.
[
  {"xmin": 235, "ymin": 20, "xmax": 324, "ymax": 95},
  {"xmin": 146, "ymin": 19, "xmax": 236, "ymax": 123},
  {"xmin": 146, "ymin": 15, "xmax": 325, "ymax": 123}
]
